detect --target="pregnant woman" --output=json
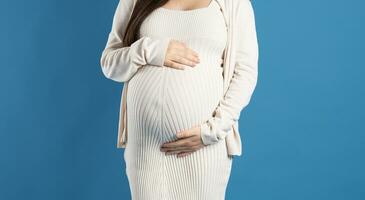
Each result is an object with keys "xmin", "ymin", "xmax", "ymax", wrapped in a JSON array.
[{"xmin": 100, "ymin": 0, "xmax": 259, "ymax": 199}]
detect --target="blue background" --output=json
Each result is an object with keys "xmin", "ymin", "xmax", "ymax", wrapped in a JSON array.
[{"xmin": 1, "ymin": 0, "xmax": 364, "ymax": 199}]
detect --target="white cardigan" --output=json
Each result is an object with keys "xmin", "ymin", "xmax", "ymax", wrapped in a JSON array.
[{"xmin": 100, "ymin": 0, "xmax": 259, "ymax": 157}]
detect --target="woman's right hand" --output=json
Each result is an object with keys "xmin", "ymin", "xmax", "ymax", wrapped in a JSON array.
[{"xmin": 163, "ymin": 39, "xmax": 200, "ymax": 70}]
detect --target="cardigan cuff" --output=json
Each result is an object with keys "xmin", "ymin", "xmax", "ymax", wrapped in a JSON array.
[
  {"xmin": 200, "ymin": 121, "xmax": 219, "ymax": 145},
  {"xmin": 200, "ymin": 107, "xmax": 236, "ymax": 146},
  {"xmin": 145, "ymin": 37, "xmax": 171, "ymax": 67}
]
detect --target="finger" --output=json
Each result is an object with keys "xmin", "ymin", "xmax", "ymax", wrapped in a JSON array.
[
  {"xmin": 162, "ymin": 144, "xmax": 202, "ymax": 152},
  {"xmin": 176, "ymin": 49, "xmax": 198, "ymax": 66},
  {"xmin": 175, "ymin": 40, "xmax": 189, "ymax": 50},
  {"xmin": 162, "ymin": 136, "xmax": 201, "ymax": 148},
  {"xmin": 184, "ymin": 48, "xmax": 200, "ymax": 62},
  {"xmin": 171, "ymin": 55, "xmax": 197, "ymax": 67},
  {"xmin": 174, "ymin": 41, "xmax": 199, "ymax": 61},
  {"xmin": 162, "ymin": 144, "xmax": 192, "ymax": 152},
  {"xmin": 177, "ymin": 149, "xmax": 196, "ymax": 157},
  {"xmin": 177, "ymin": 41, "xmax": 198, "ymax": 57},
  {"xmin": 161, "ymin": 137, "xmax": 191, "ymax": 148},
  {"xmin": 164, "ymin": 60, "xmax": 187, "ymax": 70},
  {"xmin": 161, "ymin": 137, "xmax": 201, "ymax": 151},
  {"xmin": 165, "ymin": 150, "xmax": 184, "ymax": 155},
  {"xmin": 163, "ymin": 146, "xmax": 190, "ymax": 152},
  {"xmin": 178, "ymin": 49, "xmax": 200, "ymax": 65},
  {"xmin": 177, "ymin": 152, "xmax": 193, "ymax": 158}
]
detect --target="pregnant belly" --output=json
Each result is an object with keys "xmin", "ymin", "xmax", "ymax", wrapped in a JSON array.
[{"xmin": 127, "ymin": 64, "xmax": 223, "ymax": 143}]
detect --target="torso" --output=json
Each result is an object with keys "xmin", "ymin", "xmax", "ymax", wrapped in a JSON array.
[{"xmin": 124, "ymin": 2, "xmax": 232, "ymax": 198}]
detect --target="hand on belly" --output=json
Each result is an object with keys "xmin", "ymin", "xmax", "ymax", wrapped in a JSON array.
[
  {"xmin": 160, "ymin": 124, "xmax": 206, "ymax": 158},
  {"xmin": 163, "ymin": 39, "xmax": 200, "ymax": 69}
]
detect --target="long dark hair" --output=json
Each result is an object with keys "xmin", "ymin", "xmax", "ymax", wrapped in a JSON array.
[{"xmin": 123, "ymin": 0, "xmax": 169, "ymax": 47}]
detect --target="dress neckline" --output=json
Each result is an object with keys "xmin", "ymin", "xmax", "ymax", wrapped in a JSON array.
[{"xmin": 157, "ymin": 0, "xmax": 214, "ymax": 13}]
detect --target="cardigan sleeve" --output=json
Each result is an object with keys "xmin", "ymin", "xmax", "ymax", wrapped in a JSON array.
[
  {"xmin": 200, "ymin": 0, "xmax": 259, "ymax": 145},
  {"xmin": 100, "ymin": 0, "xmax": 171, "ymax": 83}
]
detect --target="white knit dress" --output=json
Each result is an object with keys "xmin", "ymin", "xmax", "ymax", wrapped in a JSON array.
[{"xmin": 124, "ymin": 1, "xmax": 232, "ymax": 199}]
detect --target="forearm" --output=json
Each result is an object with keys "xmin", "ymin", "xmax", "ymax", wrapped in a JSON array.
[
  {"xmin": 100, "ymin": 36, "xmax": 170, "ymax": 82},
  {"xmin": 200, "ymin": 0, "xmax": 259, "ymax": 145},
  {"xmin": 99, "ymin": 0, "xmax": 170, "ymax": 83}
]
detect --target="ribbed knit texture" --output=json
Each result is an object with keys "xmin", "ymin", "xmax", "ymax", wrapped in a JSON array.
[{"xmin": 124, "ymin": 1, "xmax": 233, "ymax": 199}]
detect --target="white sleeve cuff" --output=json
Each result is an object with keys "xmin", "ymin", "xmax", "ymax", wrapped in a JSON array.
[
  {"xmin": 200, "ymin": 122, "xmax": 219, "ymax": 145},
  {"xmin": 144, "ymin": 37, "xmax": 171, "ymax": 67},
  {"xmin": 200, "ymin": 108, "xmax": 236, "ymax": 146}
]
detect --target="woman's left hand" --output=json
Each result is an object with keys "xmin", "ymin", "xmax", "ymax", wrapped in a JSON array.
[{"xmin": 160, "ymin": 125, "xmax": 206, "ymax": 158}]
